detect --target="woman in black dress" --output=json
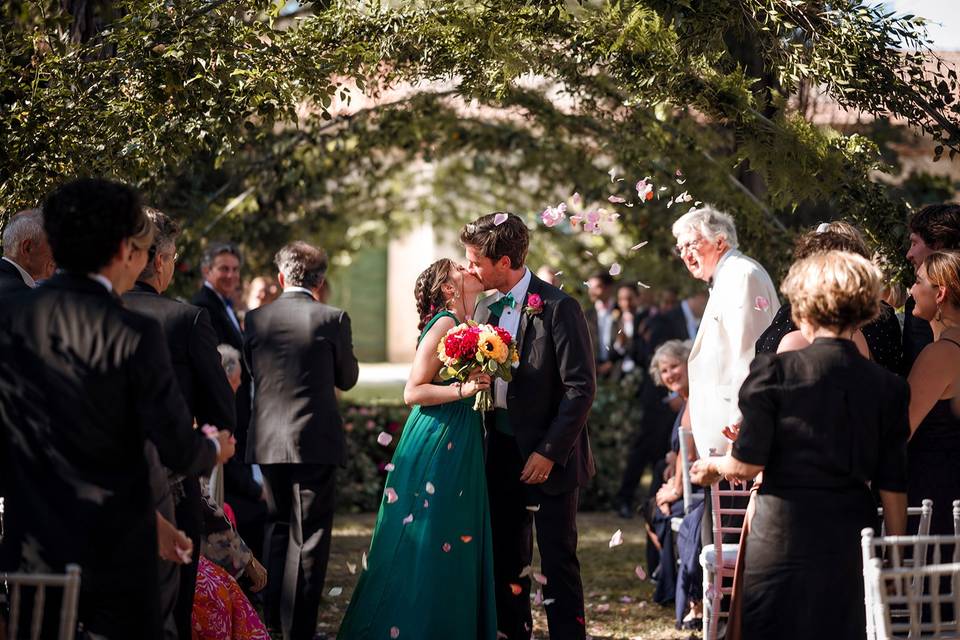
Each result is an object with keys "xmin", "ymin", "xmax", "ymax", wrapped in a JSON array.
[
  {"xmin": 906, "ymin": 250, "xmax": 960, "ymax": 535},
  {"xmin": 755, "ymin": 223, "xmax": 901, "ymax": 373},
  {"xmin": 692, "ymin": 250, "xmax": 909, "ymax": 640}
]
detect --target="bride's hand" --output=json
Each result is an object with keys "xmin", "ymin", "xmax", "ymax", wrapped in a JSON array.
[{"xmin": 461, "ymin": 371, "xmax": 492, "ymax": 397}]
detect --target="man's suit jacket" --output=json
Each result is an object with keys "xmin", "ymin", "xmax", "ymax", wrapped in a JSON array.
[
  {"xmin": 476, "ymin": 274, "xmax": 597, "ymax": 495},
  {"xmin": 244, "ymin": 290, "xmax": 359, "ymax": 465},
  {"xmin": 687, "ymin": 250, "xmax": 779, "ymax": 458},
  {"xmin": 646, "ymin": 304, "xmax": 694, "ymax": 354},
  {"xmin": 0, "ymin": 257, "xmax": 30, "ymax": 297},
  {"xmin": 0, "ymin": 273, "xmax": 217, "ymax": 637},
  {"xmin": 583, "ymin": 300, "xmax": 617, "ymax": 364},
  {"xmin": 124, "ymin": 282, "xmax": 236, "ymax": 432}
]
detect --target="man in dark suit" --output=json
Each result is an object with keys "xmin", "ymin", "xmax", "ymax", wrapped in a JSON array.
[
  {"xmin": 192, "ymin": 242, "xmax": 268, "ymax": 562},
  {"xmin": 465, "ymin": 213, "xmax": 596, "ymax": 640},
  {"xmin": 245, "ymin": 241, "xmax": 359, "ymax": 640},
  {"xmin": 0, "ymin": 208, "xmax": 55, "ymax": 296},
  {"xmin": 903, "ymin": 204, "xmax": 960, "ymax": 373},
  {"xmin": 0, "ymin": 179, "xmax": 233, "ymax": 639},
  {"xmin": 583, "ymin": 272, "xmax": 618, "ymax": 379},
  {"xmin": 123, "ymin": 208, "xmax": 238, "ymax": 640}
]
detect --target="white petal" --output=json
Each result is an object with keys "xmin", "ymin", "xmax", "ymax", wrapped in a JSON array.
[
  {"xmin": 385, "ymin": 487, "xmax": 398, "ymax": 504},
  {"xmin": 525, "ymin": 504, "xmax": 541, "ymax": 512},
  {"xmin": 347, "ymin": 562, "xmax": 357, "ymax": 575},
  {"xmin": 328, "ymin": 587, "xmax": 343, "ymax": 597},
  {"xmin": 636, "ymin": 281, "xmax": 651, "ymax": 289},
  {"xmin": 425, "ymin": 481, "xmax": 435, "ymax": 495},
  {"xmin": 384, "ymin": 463, "xmax": 395, "ymax": 472},
  {"xmin": 609, "ymin": 529, "xmax": 624, "ymax": 548},
  {"xmin": 377, "ymin": 432, "xmax": 393, "ymax": 447},
  {"xmin": 390, "ymin": 627, "xmax": 400, "ymax": 639},
  {"xmin": 630, "ymin": 241, "xmax": 648, "ymax": 251},
  {"xmin": 609, "ymin": 263, "xmax": 622, "ymax": 277}
]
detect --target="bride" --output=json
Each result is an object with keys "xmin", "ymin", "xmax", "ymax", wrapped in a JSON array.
[{"xmin": 338, "ymin": 258, "xmax": 497, "ymax": 640}]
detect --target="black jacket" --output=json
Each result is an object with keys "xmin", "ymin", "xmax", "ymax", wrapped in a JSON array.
[
  {"xmin": 0, "ymin": 257, "xmax": 31, "ymax": 297},
  {"xmin": 0, "ymin": 273, "xmax": 217, "ymax": 637},
  {"xmin": 244, "ymin": 290, "xmax": 359, "ymax": 465},
  {"xmin": 124, "ymin": 282, "xmax": 236, "ymax": 432}
]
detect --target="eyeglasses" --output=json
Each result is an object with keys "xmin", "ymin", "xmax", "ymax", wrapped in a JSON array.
[{"xmin": 674, "ymin": 237, "xmax": 706, "ymax": 257}]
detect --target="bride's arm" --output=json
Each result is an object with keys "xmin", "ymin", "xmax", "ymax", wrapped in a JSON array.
[{"xmin": 403, "ymin": 317, "xmax": 489, "ymax": 407}]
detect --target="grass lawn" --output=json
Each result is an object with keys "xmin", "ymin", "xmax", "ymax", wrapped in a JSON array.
[{"xmin": 313, "ymin": 511, "xmax": 696, "ymax": 640}]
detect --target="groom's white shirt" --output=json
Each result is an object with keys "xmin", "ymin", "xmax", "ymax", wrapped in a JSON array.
[
  {"xmin": 687, "ymin": 249, "xmax": 779, "ymax": 458},
  {"xmin": 475, "ymin": 267, "xmax": 531, "ymax": 409}
]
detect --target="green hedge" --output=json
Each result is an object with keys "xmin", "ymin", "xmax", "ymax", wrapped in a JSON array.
[{"xmin": 337, "ymin": 378, "xmax": 643, "ymax": 513}]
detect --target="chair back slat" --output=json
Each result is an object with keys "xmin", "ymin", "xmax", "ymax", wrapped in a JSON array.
[
  {"xmin": 677, "ymin": 427, "xmax": 695, "ymax": 515},
  {"xmin": 2, "ymin": 564, "xmax": 81, "ymax": 640},
  {"xmin": 31, "ymin": 583, "xmax": 46, "ymax": 640}
]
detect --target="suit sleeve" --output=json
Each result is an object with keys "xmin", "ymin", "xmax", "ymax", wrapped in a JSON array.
[
  {"xmin": 535, "ymin": 296, "xmax": 597, "ymax": 464},
  {"xmin": 875, "ymin": 377, "xmax": 910, "ymax": 492},
  {"xmin": 724, "ymin": 270, "xmax": 778, "ymax": 426},
  {"xmin": 334, "ymin": 311, "xmax": 360, "ymax": 391},
  {"xmin": 132, "ymin": 318, "xmax": 218, "ymax": 476},
  {"xmin": 188, "ymin": 308, "xmax": 237, "ymax": 433}
]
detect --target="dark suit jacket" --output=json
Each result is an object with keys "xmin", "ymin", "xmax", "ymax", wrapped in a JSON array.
[
  {"xmin": 0, "ymin": 257, "xmax": 30, "ymax": 297},
  {"xmin": 124, "ymin": 282, "xmax": 236, "ymax": 432},
  {"xmin": 583, "ymin": 300, "xmax": 617, "ymax": 364},
  {"xmin": 490, "ymin": 275, "xmax": 597, "ymax": 495},
  {"xmin": 244, "ymin": 290, "xmax": 359, "ymax": 465},
  {"xmin": 0, "ymin": 273, "xmax": 216, "ymax": 637},
  {"xmin": 645, "ymin": 305, "xmax": 693, "ymax": 356}
]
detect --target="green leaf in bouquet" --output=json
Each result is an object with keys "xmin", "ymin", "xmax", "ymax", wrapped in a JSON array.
[{"xmin": 499, "ymin": 367, "xmax": 513, "ymax": 383}]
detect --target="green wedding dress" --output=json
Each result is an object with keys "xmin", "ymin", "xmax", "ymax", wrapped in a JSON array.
[{"xmin": 338, "ymin": 311, "xmax": 497, "ymax": 640}]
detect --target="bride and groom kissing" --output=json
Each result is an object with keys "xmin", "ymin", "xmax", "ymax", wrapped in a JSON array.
[{"xmin": 338, "ymin": 212, "xmax": 597, "ymax": 640}]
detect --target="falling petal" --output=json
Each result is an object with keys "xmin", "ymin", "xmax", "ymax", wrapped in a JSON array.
[
  {"xmin": 637, "ymin": 281, "xmax": 651, "ymax": 289},
  {"xmin": 385, "ymin": 487, "xmax": 398, "ymax": 504},
  {"xmin": 543, "ymin": 598, "xmax": 556, "ymax": 606},
  {"xmin": 377, "ymin": 432, "xmax": 393, "ymax": 447},
  {"xmin": 493, "ymin": 212, "xmax": 509, "ymax": 226},
  {"xmin": 424, "ymin": 499, "xmax": 429, "ymax": 508},
  {"xmin": 425, "ymin": 482, "xmax": 436, "ymax": 495},
  {"xmin": 559, "ymin": 284, "xmax": 564, "ymax": 290},
  {"xmin": 677, "ymin": 178, "xmax": 686, "ymax": 185},
  {"xmin": 509, "ymin": 583, "xmax": 523, "ymax": 596},
  {"xmin": 754, "ymin": 296, "xmax": 770, "ymax": 312},
  {"xmin": 676, "ymin": 168, "xmax": 683, "ymax": 177},
  {"xmin": 571, "ymin": 192, "xmax": 582, "ymax": 207},
  {"xmin": 584, "ymin": 251, "xmax": 594, "ymax": 257},
  {"xmin": 519, "ymin": 565, "xmax": 532, "ymax": 578},
  {"xmin": 390, "ymin": 627, "xmax": 400, "ymax": 639},
  {"xmin": 621, "ymin": 595, "xmax": 635, "ymax": 603},
  {"xmin": 607, "ymin": 195, "xmax": 626, "ymax": 204},
  {"xmin": 609, "ymin": 529, "xmax": 624, "ymax": 548},
  {"xmin": 609, "ymin": 263, "xmax": 622, "ymax": 277},
  {"xmin": 447, "ymin": 441, "xmax": 453, "ymax": 450},
  {"xmin": 526, "ymin": 504, "xmax": 541, "ymax": 512},
  {"xmin": 694, "ymin": 201, "xmax": 702, "ymax": 207},
  {"xmin": 384, "ymin": 463, "xmax": 395, "ymax": 472},
  {"xmin": 576, "ymin": 616, "xmax": 585, "ymax": 626},
  {"xmin": 533, "ymin": 572, "xmax": 548, "ymax": 585},
  {"xmin": 534, "ymin": 589, "xmax": 544, "ymax": 605},
  {"xmin": 596, "ymin": 603, "xmax": 610, "ymax": 613},
  {"xmin": 555, "ymin": 271, "xmax": 563, "ymax": 276},
  {"xmin": 635, "ymin": 565, "xmax": 647, "ymax": 580},
  {"xmin": 659, "ymin": 186, "xmax": 669, "ymax": 191},
  {"xmin": 362, "ymin": 551, "xmax": 368, "ymax": 570},
  {"xmin": 630, "ymin": 241, "xmax": 648, "ymax": 251},
  {"xmin": 442, "ymin": 542, "xmax": 452, "ymax": 552},
  {"xmin": 460, "ymin": 535, "xmax": 473, "ymax": 543},
  {"xmin": 608, "ymin": 167, "xmax": 618, "ymax": 182},
  {"xmin": 347, "ymin": 562, "xmax": 357, "ymax": 575},
  {"xmin": 328, "ymin": 587, "xmax": 343, "ymax": 597},
  {"xmin": 402, "ymin": 513, "xmax": 414, "ymax": 525}
]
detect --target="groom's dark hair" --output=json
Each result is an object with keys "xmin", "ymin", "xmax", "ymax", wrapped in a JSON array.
[{"xmin": 459, "ymin": 212, "xmax": 528, "ymax": 269}]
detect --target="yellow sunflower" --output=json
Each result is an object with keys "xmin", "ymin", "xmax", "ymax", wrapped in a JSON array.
[{"xmin": 476, "ymin": 330, "xmax": 508, "ymax": 364}]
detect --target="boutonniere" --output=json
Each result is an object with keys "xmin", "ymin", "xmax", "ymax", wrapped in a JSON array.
[{"xmin": 524, "ymin": 293, "xmax": 543, "ymax": 317}]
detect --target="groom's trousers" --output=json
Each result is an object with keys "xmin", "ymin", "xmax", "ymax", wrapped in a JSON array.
[
  {"xmin": 262, "ymin": 463, "xmax": 336, "ymax": 640},
  {"xmin": 486, "ymin": 428, "xmax": 586, "ymax": 640}
]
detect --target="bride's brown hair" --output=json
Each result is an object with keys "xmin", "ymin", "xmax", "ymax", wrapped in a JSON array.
[{"xmin": 414, "ymin": 258, "xmax": 455, "ymax": 333}]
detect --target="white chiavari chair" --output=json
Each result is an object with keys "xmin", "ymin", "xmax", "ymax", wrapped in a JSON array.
[{"xmin": 1, "ymin": 564, "xmax": 81, "ymax": 640}]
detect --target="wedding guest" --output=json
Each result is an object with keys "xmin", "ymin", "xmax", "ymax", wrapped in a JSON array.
[
  {"xmin": 122, "ymin": 207, "xmax": 238, "ymax": 640},
  {"xmin": 906, "ymin": 251, "xmax": 960, "ymax": 536},
  {"xmin": 0, "ymin": 209, "xmax": 55, "ymax": 295},
  {"xmin": 755, "ymin": 223, "xmax": 901, "ymax": 372},
  {"xmin": 193, "ymin": 242, "xmax": 267, "ymax": 563},
  {"xmin": 644, "ymin": 290, "xmax": 706, "ymax": 356},
  {"xmin": 671, "ymin": 206, "xmax": 778, "ymax": 547},
  {"xmin": 245, "ymin": 241, "xmax": 359, "ymax": 640},
  {"xmin": 691, "ymin": 250, "xmax": 908, "ymax": 640},
  {"xmin": 218, "ymin": 344, "xmax": 243, "ymax": 392},
  {"xmin": 659, "ymin": 287, "xmax": 680, "ymax": 313},
  {"xmin": 244, "ymin": 275, "xmax": 279, "ymax": 313},
  {"xmin": 611, "ymin": 284, "xmax": 646, "ymax": 376},
  {"xmin": 903, "ymin": 204, "xmax": 960, "ymax": 372},
  {"xmin": 0, "ymin": 178, "xmax": 233, "ymax": 639},
  {"xmin": 584, "ymin": 272, "xmax": 618, "ymax": 378}
]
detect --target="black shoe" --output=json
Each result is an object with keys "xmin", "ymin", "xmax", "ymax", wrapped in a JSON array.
[{"xmin": 618, "ymin": 504, "xmax": 634, "ymax": 519}]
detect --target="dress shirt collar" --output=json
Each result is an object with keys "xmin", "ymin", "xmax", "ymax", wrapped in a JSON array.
[
  {"xmin": 2, "ymin": 256, "xmax": 35, "ymax": 288},
  {"xmin": 283, "ymin": 286, "xmax": 316, "ymax": 299},
  {"xmin": 500, "ymin": 267, "xmax": 531, "ymax": 305},
  {"xmin": 203, "ymin": 280, "xmax": 233, "ymax": 306},
  {"xmin": 87, "ymin": 273, "xmax": 114, "ymax": 293}
]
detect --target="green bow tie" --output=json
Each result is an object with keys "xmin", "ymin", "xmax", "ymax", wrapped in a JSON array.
[{"xmin": 488, "ymin": 293, "xmax": 516, "ymax": 317}]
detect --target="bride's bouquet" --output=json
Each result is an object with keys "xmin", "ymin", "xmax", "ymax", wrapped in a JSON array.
[{"xmin": 436, "ymin": 321, "xmax": 520, "ymax": 412}]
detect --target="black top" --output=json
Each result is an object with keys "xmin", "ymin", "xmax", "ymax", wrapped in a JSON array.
[
  {"xmin": 0, "ymin": 257, "xmax": 30, "ymax": 298},
  {"xmin": 754, "ymin": 301, "xmax": 903, "ymax": 374},
  {"xmin": 733, "ymin": 338, "xmax": 909, "ymax": 494},
  {"xmin": 902, "ymin": 297, "xmax": 934, "ymax": 375},
  {"xmin": 244, "ymin": 290, "xmax": 359, "ymax": 465}
]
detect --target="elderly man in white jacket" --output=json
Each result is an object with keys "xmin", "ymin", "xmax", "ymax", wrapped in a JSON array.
[{"xmin": 672, "ymin": 206, "xmax": 779, "ymax": 460}]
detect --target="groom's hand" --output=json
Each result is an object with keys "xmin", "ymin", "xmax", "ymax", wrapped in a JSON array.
[{"xmin": 520, "ymin": 452, "xmax": 555, "ymax": 484}]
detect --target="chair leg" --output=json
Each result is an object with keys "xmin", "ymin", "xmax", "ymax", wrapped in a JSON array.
[{"xmin": 702, "ymin": 566, "xmax": 712, "ymax": 640}]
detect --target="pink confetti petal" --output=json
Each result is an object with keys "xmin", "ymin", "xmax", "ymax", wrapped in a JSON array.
[
  {"xmin": 384, "ymin": 463, "xmax": 395, "ymax": 472},
  {"xmin": 609, "ymin": 263, "xmax": 622, "ymax": 277},
  {"xmin": 493, "ymin": 212, "xmax": 509, "ymax": 226},
  {"xmin": 630, "ymin": 241, "xmax": 648, "ymax": 251},
  {"xmin": 377, "ymin": 432, "xmax": 393, "ymax": 447},
  {"xmin": 402, "ymin": 513, "xmax": 414, "ymax": 525},
  {"xmin": 619, "ymin": 595, "xmax": 634, "ymax": 603},
  {"xmin": 571, "ymin": 192, "xmax": 582, "ymax": 207},
  {"xmin": 425, "ymin": 482, "xmax": 435, "ymax": 495},
  {"xmin": 635, "ymin": 564, "xmax": 646, "ymax": 580},
  {"xmin": 442, "ymin": 542, "xmax": 452, "ymax": 552},
  {"xmin": 460, "ymin": 535, "xmax": 473, "ymax": 543},
  {"xmin": 607, "ymin": 195, "xmax": 626, "ymax": 204},
  {"xmin": 423, "ymin": 499, "xmax": 429, "ymax": 508},
  {"xmin": 596, "ymin": 603, "xmax": 610, "ymax": 613},
  {"xmin": 754, "ymin": 296, "xmax": 770, "ymax": 312},
  {"xmin": 390, "ymin": 627, "xmax": 400, "ymax": 639},
  {"xmin": 447, "ymin": 441, "xmax": 453, "ymax": 450},
  {"xmin": 385, "ymin": 487, "xmax": 398, "ymax": 504},
  {"xmin": 609, "ymin": 529, "xmax": 624, "ymax": 548},
  {"xmin": 533, "ymin": 572, "xmax": 548, "ymax": 585},
  {"xmin": 533, "ymin": 588, "xmax": 544, "ymax": 605}
]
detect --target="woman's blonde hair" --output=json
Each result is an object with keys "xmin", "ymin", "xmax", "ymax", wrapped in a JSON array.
[
  {"xmin": 922, "ymin": 251, "xmax": 960, "ymax": 310},
  {"xmin": 648, "ymin": 339, "xmax": 692, "ymax": 387},
  {"xmin": 781, "ymin": 250, "xmax": 881, "ymax": 333}
]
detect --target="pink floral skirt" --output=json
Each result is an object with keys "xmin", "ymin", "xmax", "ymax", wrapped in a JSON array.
[{"xmin": 192, "ymin": 557, "xmax": 269, "ymax": 640}]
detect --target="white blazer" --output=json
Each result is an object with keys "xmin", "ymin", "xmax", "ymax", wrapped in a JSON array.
[{"xmin": 687, "ymin": 249, "xmax": 779, "ymax": 458}]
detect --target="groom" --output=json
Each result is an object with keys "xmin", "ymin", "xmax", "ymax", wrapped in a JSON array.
[{"xmin": 463, "ymin": 213, "xmax": 596, "ymax": 640}]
